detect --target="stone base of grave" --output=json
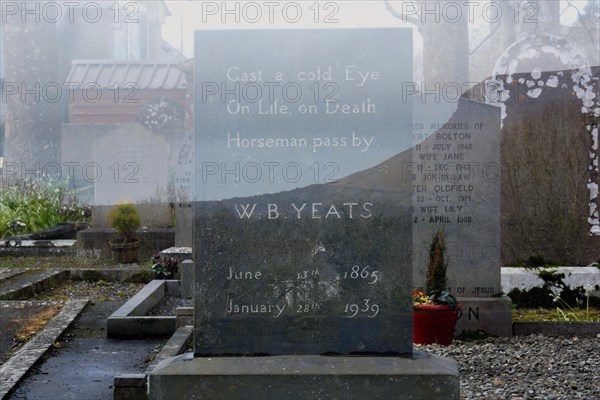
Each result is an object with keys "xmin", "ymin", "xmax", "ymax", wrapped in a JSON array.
[
  {"xmin": 147, "ymin": 352, "xmax": 459, "ymax": 400},
  {"xmin": 455, "ymin": 296, "xmax": 513, "ymax": 337}
]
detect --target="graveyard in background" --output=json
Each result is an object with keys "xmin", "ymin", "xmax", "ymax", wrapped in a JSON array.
[{"xmin": 0, "ymin": 1, "xmax": 599, "ymax": 399}]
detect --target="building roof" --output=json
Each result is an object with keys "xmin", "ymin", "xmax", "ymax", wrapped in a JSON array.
[{"xmin": 65, "ymin": 60, "xmax": 186, "ymax": 90}]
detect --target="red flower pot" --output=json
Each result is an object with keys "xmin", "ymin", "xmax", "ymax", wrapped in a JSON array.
[{"xmin": 413, "ymin": 304, "xmax": 461, "ymax": 346}]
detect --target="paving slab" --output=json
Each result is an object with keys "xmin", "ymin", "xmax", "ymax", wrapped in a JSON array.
[
  {"xmin": 0, "ymin": 270, "xmax": 26, "ymax": 283},
  {"xmin": 0, "ymin": 270, "xmax": 69, "ymax": 300},
  {"xmin": 0, "ymin": 240, "xmax": 77, "ymax": 257},
  {"xmin": 148, "ymin": 352, "xmax": 460, "ymax": 400}
]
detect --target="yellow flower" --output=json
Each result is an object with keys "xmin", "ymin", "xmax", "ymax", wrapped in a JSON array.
[{"xmin": 413, "ymin": 289, "xmax": 431, "ymax": 305}]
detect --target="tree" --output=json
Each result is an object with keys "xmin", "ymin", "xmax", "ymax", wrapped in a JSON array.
[
  {"xmin": 569, "ymin": 0, "xmax": 600, "ymax": 65},
  {"xmin": 578, "ymin": 0, "xmax": 599, "ymax": 25},
  {"xmin": 501, "ymin": 95, "xmax": 593, "ymax": 265},
  {"xmin": 1, "ymin": 5, "xmax": 61, "ymax": 174},
  {"xmin": 531, "ymin": 0, "xmax": 561, "ymax": 35},
  {"xmin": 384, "ymin": 0, "xmax": 469, "ymax": 85}
]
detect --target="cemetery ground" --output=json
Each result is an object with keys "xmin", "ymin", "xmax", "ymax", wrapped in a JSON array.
[
  {"xmin": 0, "ymin": 255, "xmax": 598, "ymax": 399},
  {"xmin": 0, "ymin": 255, "xmax": 156, "ymax": 399}
]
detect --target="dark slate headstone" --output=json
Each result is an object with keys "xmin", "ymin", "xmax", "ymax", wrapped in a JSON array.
[{"xmin": 193, "ymin": 29, "xmax": 413, "ymax": 355}]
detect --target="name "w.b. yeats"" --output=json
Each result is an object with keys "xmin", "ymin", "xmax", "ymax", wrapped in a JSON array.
[{"xmin": 234, "ymin": 202, "xmax": 373, "ymax": 219}]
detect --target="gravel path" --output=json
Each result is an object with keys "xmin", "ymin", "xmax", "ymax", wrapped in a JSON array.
[
  {"xmin": 147, "ymin": 295, "xmax": 192, "ymax": 316},
  {"xmin": 418, "ymin": 335, "xmax": 600, "ymax": 400},
  {"xmin": 9, "ymin": 302, "xmax": 164, "ymax": 400},
  {"xmin": 38, "ymin": 280, "xmax": 145, "ymax": 302}
]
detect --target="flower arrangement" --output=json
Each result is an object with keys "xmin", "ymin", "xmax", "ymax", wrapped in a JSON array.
[
  {"xmin": 413, "ymin": 289, "xmax": 430, "ymax": 305},
  {"xmin": 150, "ymin": 253, "xmax": 179, "ymax": 279},
  {"xmin": 413, "ymin": 229, "xmax": 461, "ymax": 346},
  {"xmin": 413, "ymin": 288, "xmax": 458, "ymax": 308}
]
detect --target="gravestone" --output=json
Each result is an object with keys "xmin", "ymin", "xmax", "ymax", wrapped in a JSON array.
[
  {"xmin": 173, "ymin": 134, "xmax": 194, "ymax": 203},
  {"xmin": 91, "ymin": 122, "xmax": 170, "ymax": 205},
  {"xmin": 174, "ymin": 203, "xmax": 192, "ymax": 248},
  {"xmin": 148, "ymin": 28, "xmax": 459, "ymax": 399},
  {"xmin": 412, "ymin": 96, "xmax": 511, "ymax": 336},
  {"xmin": 193, "ymin": 28, "xmax": 414, "ymax": 356},
  {"xmin": 173, "ymin": 135, "xmax": 193, "ymax": 247}
]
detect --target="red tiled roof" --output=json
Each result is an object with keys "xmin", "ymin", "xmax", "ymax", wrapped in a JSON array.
[{"xmin": 65, "ymin": 60, "xmax": 186, "ymax": 90}]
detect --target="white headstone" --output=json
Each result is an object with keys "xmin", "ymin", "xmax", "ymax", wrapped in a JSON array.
[{"xmin": 91, "ymin": 122, "xmax": 170, "ymax": 205}]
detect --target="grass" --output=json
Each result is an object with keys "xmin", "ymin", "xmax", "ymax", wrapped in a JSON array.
[
  {"xmin": 513, "ymin": 307, "xmax": 600, "ymax": 322},
  {"xmin": 13, "ymin": 304, "xmax": 64, "ymax": 344},
  {"xmin": 1, "ymin": 303, "xmax": 65, "ymax": 365},
  {"xmin": 0, "ymin": 179, "xmax": 89, "ymax": 238},
  {"xmin": 37, "ymin": 280, "xmax": 146, "ymax": 302},
  {"xmin": 0, "ymin": 255, "xmax": 120, "ymax": 269}
]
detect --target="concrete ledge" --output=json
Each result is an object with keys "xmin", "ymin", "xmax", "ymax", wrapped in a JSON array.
[
  {"xmin": 69, "ymin": 268, "xmax": 149, "ymax": 283},
  {"xmin": 146, "ymin": 326, "xmax": 194, "ymax": 374},
  {"xmin": 0, "ymin": 268, "xmax": 26, "ymax": 283},
  {"xmin": 514, "ymin": 321, "xmax": 600, "ymax": 337},
  {"xmin": 0, "ymin": 268, "xmax": 150, "ymax": 302},
  {"xmin": 175, "ymin": 307, "xmax": 193, "ymax": 328},
  {"xmin": 164, "ymin": 281, "xmax": 181, "ymax": 297},
  {"xmin": 107, "ymin": 280, "xmax": 179, "ymax": 338},
  {"xmin": 111, "ymin": 280, "xmax": 166, "ymax": 318},
  {"xmin": 113, "ymin": 374, "xmax": 147, "ymax": 400},
  {"xmin": 0, "ymin": 269, "xmax": 70, "ymax": 300},
  {"xmin": 0, "ymin": 240, "xmax": 76, "ymax": 257},
  {"xmin": 148, "ymin": 352, "xmax": 460, "ymax": 400},
  {"xmin": 91, "ymin": 204, "xmax": 172, "ymax": 229},
  {"xmin": 455, "ymin": 296, "xmax": 513, "ymax": 337},
  {"xmin": 158, "ymin": 247, "xmax": 192, "ymax": 265},
  {"xmin": 0, "ymin": 299, "xmax": 88, "ymax": 399},
  {"xmin": 180, "ymin": 260, "xmax": 193, "ymax": 299},
  {"xmin": 1, "ymin": 240, "xmax": 75, "ymax": 248},
  {"xmin": 114, "ymin": 326, "xmax": 193, "ymax": 400},
  {"xmin": 76, "ymin": 227, "xmax": 175, "ymax": 260},
  {"xmin": 502, "ymin": 267, "xmax": 600, "ymax": 296},
  {"xmin": 107, "ymin": 316, "xmax": 176, "ymax": 338}
]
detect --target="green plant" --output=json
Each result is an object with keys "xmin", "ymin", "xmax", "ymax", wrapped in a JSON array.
[
  {"xmin": 108, "ymin": 203, "xmax": 140, "ymax": 242},
  {"xmin": 551, "ymin": 285, "xmax": 594, "ymax": 321},
  {"xmin": 79, "ymin": 270, "xmax": 105, "ymax": 283},
  {"xmin": 149, "ymin": 254, "xmax": 178, "ymax": 278},
  {"xmin": 423, "ymin": 229, "xmax": 458, "ymax": 309},
  {"xmin": 124, "ymin": 271, "xmax": 153, "ymax": 284},
  {"xmin": 426, "ymin": 229, "xmax": 448, "ymax": 293},
  {"xmin": 0, "ymin": 178, "xmax": 89, "ymax": 238},
  {"xmin": 508, "ymin": 267, "xmax": 600, "ymax": 309},
  {"xmin": 507, "ymin": 255, "xmax": 559, "ymax": 269},
  {"xmin": 512, "ymin": 306, "xmax": 600, "ymax": 321}
]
